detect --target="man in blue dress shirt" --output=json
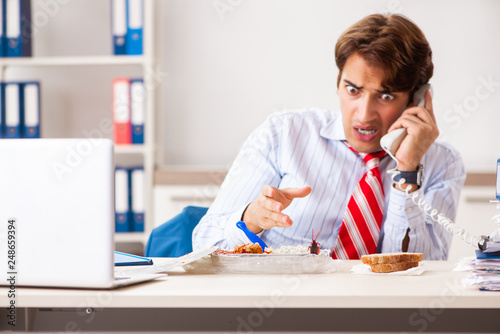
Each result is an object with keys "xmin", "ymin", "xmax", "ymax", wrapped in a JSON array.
[{"xmin": 193, "ymin": 13, "xmax": 465, "ymax": 260}]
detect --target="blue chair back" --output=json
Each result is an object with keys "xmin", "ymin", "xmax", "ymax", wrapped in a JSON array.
[{"xmin": 144, "ymin": 206, "xmax": 208, "ymax": 257}]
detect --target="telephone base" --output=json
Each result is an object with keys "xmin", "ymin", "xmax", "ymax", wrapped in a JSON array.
[{"xmin": 478, "ymin": 235, "xmax": 500, "ymax": 253}]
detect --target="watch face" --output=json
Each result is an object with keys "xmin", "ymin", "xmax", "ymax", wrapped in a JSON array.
[{"xmin": 496, "ymin": 159, "xmax": 500, "ymax": 200}]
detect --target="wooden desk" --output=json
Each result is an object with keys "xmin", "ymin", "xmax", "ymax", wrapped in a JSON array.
[{"xmin": 1, "ymin": 260, "xmax": 499, "ymax": 332}]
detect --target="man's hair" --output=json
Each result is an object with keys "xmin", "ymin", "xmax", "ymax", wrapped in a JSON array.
[{"xmin": 335, "ymin": 13, "xmax": 433, "ymax": 100}]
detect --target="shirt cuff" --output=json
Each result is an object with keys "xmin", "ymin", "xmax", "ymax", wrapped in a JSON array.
[
  {"xmin": 386, "ymin": 186, "xmax": 426, "ymax": 232},
  {"xmin": 224, "ymin": 203, "xmax": 254, "ymax": 246}
]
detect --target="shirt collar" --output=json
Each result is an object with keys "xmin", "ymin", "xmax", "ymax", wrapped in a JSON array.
[{"xmin": 319, "ymin": 111, "xmax": 346, "ymax": 141}]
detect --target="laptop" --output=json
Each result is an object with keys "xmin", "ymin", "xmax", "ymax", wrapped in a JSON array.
[{"xmin": 0, "ymin": 138, "xmax": 164, "ymax": 289}]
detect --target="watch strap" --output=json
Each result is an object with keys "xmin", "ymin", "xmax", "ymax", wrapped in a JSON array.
[{"xmin": 393, "ymin": 164, "xmax": 423, "ymax": 186}]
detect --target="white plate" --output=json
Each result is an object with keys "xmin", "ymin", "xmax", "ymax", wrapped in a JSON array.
[
  {"xmin": 216, "ymin": 253, "xmax": 310, "ymax": 257},
  {"xmin": 183, "ymin": 252, "xmax": 337, "ymax": 275}
]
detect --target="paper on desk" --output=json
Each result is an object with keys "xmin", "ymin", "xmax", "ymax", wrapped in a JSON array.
[
  {"xmin": 453, "ymin": 257, "xmax": 476, "ymax": 272},
  {"xmin": 350, "ymin": 262, "xmax": 425, "ymax": 275},
  {"xmin": 458, "ymin": 253, "xmax": 500, "ymax": 290},
  {"xmin": 114, "ymin": 246, "xmax": 219, "ymax": 276},
  {"xmin": 462, "ymin": 273, "xmax": 500, "ymax": 291}
]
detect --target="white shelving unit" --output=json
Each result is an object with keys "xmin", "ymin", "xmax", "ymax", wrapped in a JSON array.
[
  {"xmin": 0, "ymin": 1, "xmax": 157, "ymax": 247},
  {"xmin": 0, "ymin": 55, "xmax": 145, "ymax": 67}
]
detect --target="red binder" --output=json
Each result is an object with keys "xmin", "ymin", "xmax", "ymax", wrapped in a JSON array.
[{"xmin": 112, "ymin": 78, "xmax": 132, "ymax": 144}]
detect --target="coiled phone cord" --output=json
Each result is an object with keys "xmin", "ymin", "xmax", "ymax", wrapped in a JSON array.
[{"xmin": 385, "ymin": 150, "xmax": 480, "ymax": 247}]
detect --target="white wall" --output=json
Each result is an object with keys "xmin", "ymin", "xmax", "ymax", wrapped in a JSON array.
[
  {"xmin": 157, "ymin": 0, "xmax": 500, "ymax": 171},
  {"xmin": 14, "ymin": 0, "xmax": 500, "ymax": 171},
  {"xmin": 11, "ymin": 0, "xmax": 499, "ymax": 259}
]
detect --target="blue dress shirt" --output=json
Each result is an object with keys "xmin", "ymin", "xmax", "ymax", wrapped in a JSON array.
[{"xmin": 192, "ymin": 109, "xmax": 466, "ymax": 260}]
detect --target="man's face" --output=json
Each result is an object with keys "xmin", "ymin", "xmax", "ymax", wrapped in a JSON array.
[{"xmin": 338, "ymin": 53, "xmax": 410, "ymax": 153}]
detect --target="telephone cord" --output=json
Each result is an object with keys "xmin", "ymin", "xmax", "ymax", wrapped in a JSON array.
[{"xmin": 385, "ymin": 154, "xmax": 480, "ymax": 247}]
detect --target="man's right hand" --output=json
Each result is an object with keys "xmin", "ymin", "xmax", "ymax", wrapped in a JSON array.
[{"xmin": 242, "ymin": 185, "xmax": 312, "ymax": 234}]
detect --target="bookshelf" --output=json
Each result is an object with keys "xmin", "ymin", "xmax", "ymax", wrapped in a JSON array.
[{"xmin": 0, "ymin": 1, "xmax": 157, "ymax": 247}]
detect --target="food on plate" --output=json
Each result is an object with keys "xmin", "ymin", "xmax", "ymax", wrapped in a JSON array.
[
  {"xmin": 213, "ymin": 243, "xmax": 331, "ymax": 256},
  {"xmin": 213, "ymin": 243, "xmax": 264, "ymax": 254},
  {"xmin": 268, "ymin": 245, "xmax": 310, "ymax": 254},
  {"xmin": 361, "ymin": 252, "xmax": 423, "ymax": 273},
  {"xmin": 234, "ymin": 243, "xmax": 263, "ymax": 254}
]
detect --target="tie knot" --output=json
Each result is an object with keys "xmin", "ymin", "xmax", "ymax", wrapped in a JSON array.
[
  {"xmin": 363, "ymin": 151, "xmax": 385, "ymax": 164},
  {"xmin": 362, "ymin": 151, "xmax": 385, "ymax": 170},
  {"xmin": 344, "ymin": 142, "xmax": 385, "ymax": 170}
]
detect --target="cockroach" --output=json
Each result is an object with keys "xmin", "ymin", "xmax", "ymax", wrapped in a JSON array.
[{"xmin": 308, "ymin": 229, "xmax": 321, "ymax": 255}]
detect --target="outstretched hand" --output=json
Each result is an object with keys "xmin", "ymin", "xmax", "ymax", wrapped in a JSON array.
[{"xmin": 243, "ymin": 185, "xmax": 312, "ymax": 234}]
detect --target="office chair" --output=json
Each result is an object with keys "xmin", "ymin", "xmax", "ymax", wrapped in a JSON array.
[{"xmin": 144, "ymin": 206, "xmax": 208, "ymax": 257}]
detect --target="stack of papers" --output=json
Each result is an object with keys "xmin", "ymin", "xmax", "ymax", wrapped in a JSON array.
[{"xmin": 461, "ymin": 250, "xmax": 500, "ymax": 291}]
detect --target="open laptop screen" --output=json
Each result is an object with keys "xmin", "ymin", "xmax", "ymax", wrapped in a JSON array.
[{"xmin": 0, "ymin": 139, "xmax": 115, "ymax": 288}]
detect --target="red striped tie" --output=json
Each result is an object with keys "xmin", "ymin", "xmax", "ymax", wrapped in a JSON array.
[{"xmin": 332, "ymin": 146, "xmax": 386, "ymax": 260}]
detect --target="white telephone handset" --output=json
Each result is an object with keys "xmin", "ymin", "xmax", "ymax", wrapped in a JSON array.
[{"xmin": 380, "ymin": 83, "xmax": 432, "ymax": 157}]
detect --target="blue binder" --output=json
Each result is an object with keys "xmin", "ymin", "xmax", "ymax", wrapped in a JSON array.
[
  {"xmin": 111, "ymin": 0, "xmax": 127, "ymax": 55},
  {"xmin": 114, "ymin": 251, "xmax": 152, "ymax": 266},
  {"xmin": 4, "ymin": 82, "xmax": 21, "ymax": 138},
  {"xmin": 130, "ymin": 78, "xmax": 144, "ymax": 144},
  {"xmin": 0, "ymin": 0, "xmax": 5, "ymax": 57},
  {"xmin": 0, "ymin": 83, "xmax": 4, "ymax": 137},
  {"xmin": 115, "ymin": 167, "xmax": 131, "ymax": 232},
  {"xmin": 6, "ymin": 0, "xmax": 32, "ymax": 57},
  {"xmin": 130, "ymin": 167, "xmax": 145, "ymax": 232},
  {"xmin": 21, "ymin": 81, "xmax": 40, "ymax": 138},
  {"xmin": 476, "ymin": 249, "xmax": 500, "ymax": 259},
  {"xmin": 126, "ymin": 0, "xmax": 143, "ymax": 55}
]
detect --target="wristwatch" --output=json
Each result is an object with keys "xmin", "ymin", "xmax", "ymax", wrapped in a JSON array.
[{"xmin": 393, "ymin": 164, "xmax": 423, "ymax": 186}]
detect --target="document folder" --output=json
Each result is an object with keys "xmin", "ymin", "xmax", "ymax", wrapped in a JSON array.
[
  {"xmin": 5, "ymin": 0, "xmax": 32, "ymax": 57},
  {"xmin": 112, "ymin": 78, "xmax": 131, "ymax": 144},
  {"xmin": 22, "ymin": 81, "xmax": 40, "ymax": 138},
  {"xmin": 0, "ymin": 0, "xmax": 5, "ymax": 57},
  {"xmin": 111, "ymin": 0, "xmax": 127, "ymax": 55},
  {"xmin": 126, "ymin": 0, "xmax": 143, "ymax": 55},
  {"xmin": 115, "ymin": 167, "xmax": 131, "ymax": 232},
  {"xmin": 114, "ymin": 251, "xmax": 153, "ymax": 266},
  {"xmin": 4, "ymin": 82, "xmax": 21, "ymax": 138},
  {"xmin": 0, "ymin": 83, "xmax": 4, "ymax": 137},
  {"xmin": 476, "ymin": 249, "xmax": 500, "ymax": 260},
  {"xmin": 130, "ymin": 167, "xmax": 145, "ymax": 232},
  {"xmin": 130, "ymin": 78, "xmax": 144, "ymax": 144}
]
